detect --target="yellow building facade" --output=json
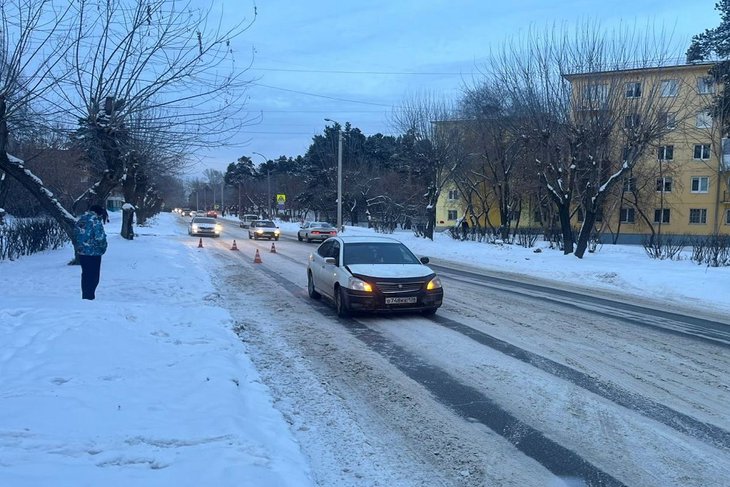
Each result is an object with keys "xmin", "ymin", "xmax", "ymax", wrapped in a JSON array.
[
  {"xmin": 436, "ymin": 62, "xmax": 730, "ymax": 241},
  {"xmin": 571, "ymin": 62, "xmax": 729, "ymax": 242}
]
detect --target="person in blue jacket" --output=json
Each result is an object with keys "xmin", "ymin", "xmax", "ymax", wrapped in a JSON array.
[{"xmin": 74, "ymin": 205, "xmax": 108, "ymax": 300}]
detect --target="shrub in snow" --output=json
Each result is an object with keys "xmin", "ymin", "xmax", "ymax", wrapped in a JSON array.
[{"xmin": 0, "ymin": 217, "xmax": 69, "ymax": 261}]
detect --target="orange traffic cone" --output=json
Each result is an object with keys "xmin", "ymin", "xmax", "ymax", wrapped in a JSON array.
[
  {"xmin": 253, "ymin": 249, "xmax": 262, "ymax": 263},
  {"xmin": 230, "ymin": 240, "xmax": 239, "ymax": 251},
  {"xmin": 270, "ymin": 242, "xmax": 277, "ymax": 253},
  {"xmin": 197, "ymin": 237, "xmax": 203, "ymax": 248}
]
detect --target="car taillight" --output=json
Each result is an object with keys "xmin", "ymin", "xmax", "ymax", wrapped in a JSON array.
[{"xmin": 312, "ymin": 231, "xmax": 320, "ymax": 235}]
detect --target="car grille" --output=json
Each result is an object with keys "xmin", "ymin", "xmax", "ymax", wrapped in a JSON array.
[{"xmin": 375, "ymin": 280, "xmax": 425, "ymax": 294}]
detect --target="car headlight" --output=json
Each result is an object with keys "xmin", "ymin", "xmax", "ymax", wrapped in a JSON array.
[
  {"xmin": 347, "ymin": 277, "xmax": 373, "ymax": 292},
  {"xmin": 426, "ymin": 276, "xmax": 442, "ymax": 290},
  {"xmin": 192, "ymin": 224, "xmax": 199, "ymax": 231},
  {"xmin": 274, "ymin": 229, "xmax": 280, "ymax": 235},
  {"xmin": 215, "ymin": 224, "xmax": 222, "ymax": 232},
  {"xmin": 256, "ymin": 228, "xmax": 264, "ymax": 233}
]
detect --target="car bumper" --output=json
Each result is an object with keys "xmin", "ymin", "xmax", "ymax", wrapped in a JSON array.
[
  {"xmin": 342, "ymin": 288, "xmax": 443, "ymax": 313},
  {"xmin": 192, "ymin": 229, "xmax": 220, "ymax": 237}
]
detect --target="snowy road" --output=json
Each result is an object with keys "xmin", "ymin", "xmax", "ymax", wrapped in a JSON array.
[{"xmin": 194, "ymin": 220, "xmax": 730, "ymax": 487}]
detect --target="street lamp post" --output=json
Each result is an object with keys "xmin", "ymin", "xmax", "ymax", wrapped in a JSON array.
[
  {"xmin": 252, "ymin": 152, "xmax": 270, "ymax": 218},
  {"xmin": 324, "ymin": 119, "xmax": 343, "ymax": 231}
]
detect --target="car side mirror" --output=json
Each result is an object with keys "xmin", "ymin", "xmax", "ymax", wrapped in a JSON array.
[
  {"xmin": 420, "ymin": 257, "xmax": 430, "ymax": 264},
  {"xmin": 324, "ymin": 257, "xmax": 337, "ymax": 266}
]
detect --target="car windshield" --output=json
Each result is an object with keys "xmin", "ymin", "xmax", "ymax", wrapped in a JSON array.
[
  {"xmin": 257, "ymin": 221, "xmax": 276, "ymax": 227},
  {"xmin": 193, "ymin": 217, "xmax": 216, "ymax": 224},
  {"xmin": 311, "ymin": 222, "xmax": 333, "ymax": 228},
  {"xmin": 343, "ymin": 242, "xmax": 421, "ymax": 266}
]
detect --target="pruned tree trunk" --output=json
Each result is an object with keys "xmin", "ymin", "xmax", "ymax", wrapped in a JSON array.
[{"xmin": 121, "ymin": 206, "xmax": 135, "ymax": 240}]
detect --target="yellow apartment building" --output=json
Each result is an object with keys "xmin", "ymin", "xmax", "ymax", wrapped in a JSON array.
[
  {"xmin": 567, "ymin": 61, "xmax": 729, "ymax": 243},
  {"xmin": 436, "ymin": 61, "xmax": 730, "ymax": 242}
]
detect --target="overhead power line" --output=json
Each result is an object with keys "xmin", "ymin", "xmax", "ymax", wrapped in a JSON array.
[
  {"xmin": 251, "ymin": 67, "xmax": 476, "ymax": 76},
  {"xmin": 250, "ymin": 82, "xmax": 395, "ymax": 107}
]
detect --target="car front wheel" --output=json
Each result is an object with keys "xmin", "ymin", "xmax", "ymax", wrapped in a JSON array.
[
  {"xmin": 335, "ymin": 286, "xmax": 349, "ymax": 317},
  {"xmin": 307, "ymin": 272, "xmax": 321, "ymax": 300},
  {"xmin": 298, "ymin": 234, "xmax": 303, "ymax": 241}
]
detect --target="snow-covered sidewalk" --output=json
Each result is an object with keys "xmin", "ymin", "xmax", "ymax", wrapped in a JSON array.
[{"xmin": 0, "ymin": 213, "xmax": 314, "ymax": 487}]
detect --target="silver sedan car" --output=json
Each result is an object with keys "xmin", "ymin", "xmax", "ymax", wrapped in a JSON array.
[
  {"xmin": 188, "ymin": 216, "xmax": 222, "ymax": 237},
  {"xmin": 306, "ymin": 235, "xmax": 443, "ymax": 317},
  {"xmin": 297, "ymin": 221, "xmax": 337, "ymax": 242}
]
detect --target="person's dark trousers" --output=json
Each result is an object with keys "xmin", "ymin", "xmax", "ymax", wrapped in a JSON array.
[{"xmin": 79, "ymin": 254, "xmax": 102, "ymax": 300}]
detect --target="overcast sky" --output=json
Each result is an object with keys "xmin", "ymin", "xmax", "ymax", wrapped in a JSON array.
[{"xmin": 191, "ymin": 0, "xmax": 720, "ymax": 176}]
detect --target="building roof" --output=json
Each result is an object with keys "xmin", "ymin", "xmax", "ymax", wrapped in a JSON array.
[{"xmin": 563, "ymin": 61, "xmax": 716, "ymax": 80}]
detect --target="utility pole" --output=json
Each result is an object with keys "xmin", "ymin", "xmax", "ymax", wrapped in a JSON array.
[
  {"xmin": 324, "ymin": 119, "xmax": 343, "ymax": 231},
  {"xmin": 252, "ymin": 152, "xmax": 269, "ymax": 218}
]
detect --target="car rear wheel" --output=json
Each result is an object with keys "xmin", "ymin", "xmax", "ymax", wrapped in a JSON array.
[
  {"xmin": 335, "ymin": 286, "xmax": 349, "ymax": 317},
  {"xmin": 298, "ymin": 234, "xmax": 303, "ymax": 241},
  {"xmin": 422, "ymin": 307, "xmax": 438, "ymax": 316},
  {"xmin": 307, "ymin": 272, "xmax": 321, "ymax": 300},
  {"xmin": 306, "ymin": 234, "xmax": 311, "ymax": 243}
]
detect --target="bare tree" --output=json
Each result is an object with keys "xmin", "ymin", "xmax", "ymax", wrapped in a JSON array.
[
  {"xmin": 458, "ymin": 83, "xmax": 535, "ymax": 240},
  {"xmin": 66, "ymin": 0, "xmax": 256, "ymax": 212},
  {"xmin": 391, "ymin": 91, "xmax": 467, "ymax": 240},
  {"xmin": 485, "ymin": 22, "xmax": 689, "ymax": 257},
  {"xmin": 0, "ymin": 1, "xmax": 78, "ymax": 236},
  {"xmin": 0, "ymin": 0, "xmax": 256, "ymax": 248}
]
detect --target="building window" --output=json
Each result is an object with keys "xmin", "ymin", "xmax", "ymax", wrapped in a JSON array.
[
  {"xmin": 624, "ymin": 114, "xmax": 640, "ymax": 129},
  {"xmin": 582, "ymin": 83, "xmax": 609, "ymax": 106},
  {"xmin": 691, "ymin": 176, "xmax": 709, "ymax": 193},
  {"xmin": 726, "ymin": 209, "xmax": 730, "ymax": 225},
  {"xmin": 576, "ymin": 208, "xmax": 584, "ymax": 222},
  {"xmin": 623, "ymin": 177, "xmax": 636, "ymax": 192},
  {"xmin": 696, "ymin": 111, "xmax": 713, "ymax": 128},
  {"xmin": 657, "ymin": 145, "xmax": 674, "ymax": 161},
  {"xmin": 656, "ymin": 177, "xmax": 673, "ymax": 193},
  {"xmin": 620, "ymin": 207, "xmax": 635, "ymax": 223},
  {"xmin": 658, "ymin": 111, "xmax": 677, "ymax": 130},
  {"xmin": 689, "ymin": 208, "xmax": 708, "ymax": 224},
  {"xmin": 654, "ymin": 208, "xmax": 670, "ymax": 224},
  {"xmin": 689, "ymin": 208, "xmax": 707, "ymax": 225},
  {"xmin": 693, "ymin": 144, "xmax": 711, "ymax": 160},
  {"xmin": 660, "ymin": 79, "xmax": 679, "ymax": 97},
  {"xmin": 447, "ymin": 189, "xmax": 459, "ymax": 200},
  {"xmin": 447, "ymin": 210, "xmax": 458, "ymax": 220},
  {"xmin": 697, "ymin": 76, "xmax": 715, "ymax": 94},
  {"xmin": 625, "ymin": 81, "xmax": 641, "ymax": 98}
]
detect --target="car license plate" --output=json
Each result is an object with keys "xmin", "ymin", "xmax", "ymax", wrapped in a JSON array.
[{"xmin": 385, "ymin": 296, "xmax": 417, "ymax": 305}]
